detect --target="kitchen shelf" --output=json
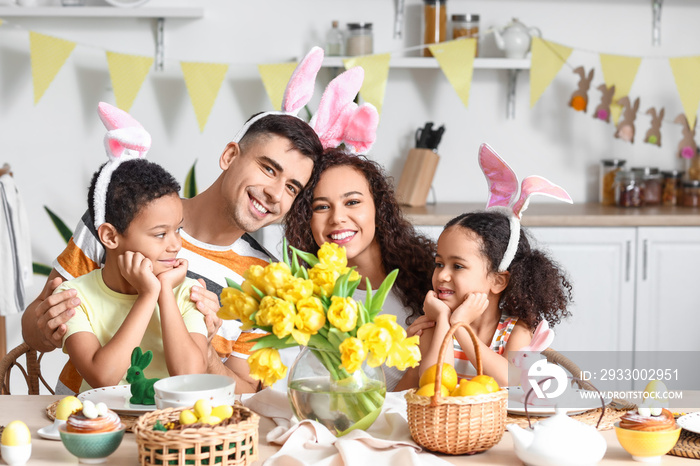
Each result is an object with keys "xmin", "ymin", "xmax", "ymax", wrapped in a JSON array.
[
  {"xmin": 0, "ymin": 6, "xmax": 203, "ymax": 18},
  {"xmin": 0, "ymin": 6, "xmax": 204, "ymax": 71},
  {"xmin": 322, "ymin": 56, "xmax": 530, "ymax": 70}
]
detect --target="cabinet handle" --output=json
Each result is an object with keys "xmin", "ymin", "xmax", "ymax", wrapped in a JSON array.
[
  {"xmin": 625, "ymin": 240, "xmax": 631, "ymax": 282},
  {"xmin": 642, "ymin": 239, "xmax": 648, "ymax": 281}
]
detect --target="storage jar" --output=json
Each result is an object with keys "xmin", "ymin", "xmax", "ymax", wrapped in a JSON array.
[
  {"xmin": 681, "ymin": 180, "xmax": 700, "ymax": 207},
  {"xmin": 452, "ymin": 14, "xmax": 479, "ymax": 56},
  {"xmin": 614, "ymin": 170, "xmax": 643, "ymax": 208},
  {"xmin": 346, "ymin": 23, "xmax": 373, "ymax": 56},
  {"xmin": 423, "ymin": 0, "xmax": 447, "ymax": 57},
  {"xmin": 599, "ymin": 159, "xmax": 626, "ymax": 206},
  {"xmin": 661, "ymin": 170, "xmax": 683, "ymax": 206},
  {"xmin": 632, "ymin": 167, "xmax": 662, "ymax": 206}
]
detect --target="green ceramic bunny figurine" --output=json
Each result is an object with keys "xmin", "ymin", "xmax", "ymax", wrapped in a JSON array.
[{"xmin": 126, "ymin": 347, "xmax": 159, "ymax": 405}]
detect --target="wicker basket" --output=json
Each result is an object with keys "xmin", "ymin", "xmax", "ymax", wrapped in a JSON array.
[
  {"xmin": 133, "ymin": 403, "xmax": 259, "ymax": 466},
  {"xmin": 406, "ymin": 321, "xmax": 508, "ymax": 455}
]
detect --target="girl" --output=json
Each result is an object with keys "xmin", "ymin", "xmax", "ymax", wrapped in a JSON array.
[
  {"xmin": 285, "ymin": 148, "xmax": 436, "ymax": 390},
  {"xmin": 418, "ymin": 210, "xmax": 573, "ymax": 387}
]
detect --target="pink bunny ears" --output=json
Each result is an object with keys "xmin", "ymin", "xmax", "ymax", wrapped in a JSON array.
[
  {"xmin": 479, "ymin": 143, "xmax": 572, "ymax": 271},
  {"xmin": 232, "ymin": 47, "xmax": 379, "ymax": 155},
  {"xmin": 93, "ymin": 102, "xmax": 152, "ymax": 229}
]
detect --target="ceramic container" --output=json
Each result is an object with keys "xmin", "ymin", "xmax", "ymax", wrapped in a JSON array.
[
  {"xmin": 58, "ymin": 425, "xmax": 125, "ymax": 464},
  {"xmin": 153, "ymin": 374, "xmax": 236, "ymax": 408},
  {"xmin": 0, "ymin": 444, "xmax": 31, "ymax": 466},
  {"xmin": 614, "ymin": 423, "xmax": 681, "ymax": 462}
]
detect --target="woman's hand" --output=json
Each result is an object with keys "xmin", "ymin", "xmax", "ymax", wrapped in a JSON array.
[
  {"xmin": 450, "ymin": 292, "xmax": 489, "ymax": 326},
  {"xmin": 423, "ymin": 290, "xmax": 451, "ymax": 322},
  {"xmin": 406, "ymin": 315, "xmax": 435, "ymax": 338},
  {"xmin": 118, "ymin": 251, "xmax": 160, "ymax": 296},
  {"xmin": 191, "ymin": 279, "xmax": 222, "ymax": 342}
]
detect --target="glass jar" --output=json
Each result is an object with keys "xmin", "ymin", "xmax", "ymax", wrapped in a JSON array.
[
  {"xmin": 346, "ymin": 23, "xmax": 373, "ymax": 56},
  {"xmin": 661, "ymin": 170, "xmax": 684, "ymax": 206},
  {"xmin": 681, "ymin": 180, "xmax": 700, "ymax": 207},
  {"xmin": 631, "ymin": 167, "xmax": 661, "ymax": 206},
  {"xmin": 614, "ymin": 170, "xmax": 643, "ymax": 208},
  {"xmin": 423, "ymin": 0, "xmax": 447, "ymax": 57},
  {"xmin": 599, "ymin": 159, "xmax": 626, "ymax": 206},
  {"xmin": 452, "ymin": 14, "xmax": 480, "ymax": 56},
  {"xmin": 325, "ymin": 20, "xmax": 345, "ymax": 56}
]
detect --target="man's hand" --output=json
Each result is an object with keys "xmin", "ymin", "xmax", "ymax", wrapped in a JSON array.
[
  {"xmin": 191, "ymin": 279, "xmax": 222, "ymax": 342},
  {"xmin": 118, "ymin": 251, "xmax": 160, "ymax": 295},
  {"xmin": 32, "ymin": 275, "xmax": 78, "ymax": 349},
  {"xmin": 450, "ymin": 292, "xmax": 489, "ymax": 326}
]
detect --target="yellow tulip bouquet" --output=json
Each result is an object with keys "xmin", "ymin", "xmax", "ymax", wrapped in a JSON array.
[{"xmin": 217, "ymin": 241, "xmax": 421, "ymax": 434}]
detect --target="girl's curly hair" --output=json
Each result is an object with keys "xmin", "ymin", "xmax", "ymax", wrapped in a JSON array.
[
  {"xmin": 284, "ymin": 148, "xmax": 436, "ymax": 325},
  {"xmin": 445, "ymin": 211, "xmax": 573, "ymax": 330}
]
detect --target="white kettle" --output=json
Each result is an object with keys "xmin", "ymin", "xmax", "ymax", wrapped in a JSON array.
[{"xmin": 493, "ymin": 18, "xmax": 541, "ymax": 59}]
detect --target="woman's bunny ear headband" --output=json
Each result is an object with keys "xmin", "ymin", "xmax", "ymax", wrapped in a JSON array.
[
  {"xmin": 231, "ymin": 46, "xmax": 379, "ymax": 155},
  {"xmin": 479, "ymin": 143, "xmax": 573, "ymax": 272},
  {"xmin": 93, "ymin": 101, "xmax": 152, "ymax": 230}
]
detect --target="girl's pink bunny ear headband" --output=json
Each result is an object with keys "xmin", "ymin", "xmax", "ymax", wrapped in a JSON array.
[
  {"xmin": 479, "ymin": 143, "xmax": 573, "ymax": 272},
  {"xmin": 93, "ymin": 101, "xmax": 152, "ymax": 230},
  {"xmin": 232, "ymin": 46, "xmax": 379, "ymax": 155}
]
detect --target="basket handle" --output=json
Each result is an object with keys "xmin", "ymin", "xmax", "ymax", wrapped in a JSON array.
[{"xmin": 431, "ymin": 321, "xmax": 483, "ymax": 407}]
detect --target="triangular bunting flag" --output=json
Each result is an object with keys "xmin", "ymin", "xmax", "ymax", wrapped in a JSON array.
[
  {"xmin": 106, "ymin": 51, "xmax": 154, "ymax": 112},
  {"xmin": 180, "ymin": 61, "xmax": 229, "ymax": 132},
  {"xmin": 258, "ymin": 62, "xmax": 298, "ymax": 111},
  {"xmin": 530, "ymin": 38, "xmax": 572, "ymax": 108},
  {"xmin": 599, "ymin": 53, "xmax": 642, "ymax": 124},
  {"xmin": 29, "ymin": 32, "xmax": 76, "ymax": 104},
  {"xmin": 343, "ymin": 53, "xmax": 391, "ymax": 115},
  {"xmin": 669, "ymin": 56, "xmax": 700, "ymax": 129},
  {"xmin": 428, "ymin": 39, "xmax": 476, "ymax": 108}
]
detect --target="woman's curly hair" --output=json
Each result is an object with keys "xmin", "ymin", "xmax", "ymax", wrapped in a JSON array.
[
  {"xmin": 445, "ymin": 211, "xmax": 573, "ymax": 330},
  {"xmin": 284, "ymin": 148, "xmax": 436, "ymax": 325}
]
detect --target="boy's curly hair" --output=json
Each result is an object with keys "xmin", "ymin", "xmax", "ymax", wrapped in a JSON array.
[
  {"xmin": 284, "ymin": 148, "xmax": 436, "ymax": 325},
  {"xmin": 88, "ymin": 159, "xmax": 180, "ymax": 234},
  {"xmin": 445, "ymin": 211, "xmax": 572, "ymax": 330}
]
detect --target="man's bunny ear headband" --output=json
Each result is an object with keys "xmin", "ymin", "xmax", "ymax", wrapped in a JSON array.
[
  {"xmin": 231, "ymin": 46, "xmax": 379, "ymax": 155},
  {"xmin": 93, "ymin": 101, "xmax": 152, "ymax": 230},
  {"xmin": 479, "ymin": 143, "xmax": 573, "ymax": 272}
]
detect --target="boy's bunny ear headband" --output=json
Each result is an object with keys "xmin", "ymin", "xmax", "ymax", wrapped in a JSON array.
[
  {"xmin": 93, "ymin": 101, "xmax": 152, "ymax": 230},
  {"xmin": 479, "ymin": 143, "xmax": 573, "ymax": 272},
  {"xmin": 231, "ymin": 46, "xmax": 379, "ymax": 155}
]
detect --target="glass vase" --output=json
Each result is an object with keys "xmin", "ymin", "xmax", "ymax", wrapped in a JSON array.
[{"xmin": 287, "ymin": 346, "xmax": 386, "ymax": 436}]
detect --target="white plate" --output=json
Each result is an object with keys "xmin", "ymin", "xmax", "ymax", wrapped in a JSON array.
[
  {"xmin": 37, "ymin": 424, "xmax": 61, "ymax": 441},
  {"xmin": 78, "ymin": 385, "xmax": 156, "ymax": 415},
  {"xmin": 507, "ymin": 386, "xmax": 610, "ymax": 416},
  {"xmin": 677, "ymin": 412, "xmax": 700, "ymax": 434}
]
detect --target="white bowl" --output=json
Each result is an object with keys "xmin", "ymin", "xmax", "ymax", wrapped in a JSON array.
[
  {"xmin": 1, "ymin": 444, "xmax": 32, "ymax": 466},
  {"xmin": 153, "ymin": 374, "xmax": 236, "ymax": 407}
]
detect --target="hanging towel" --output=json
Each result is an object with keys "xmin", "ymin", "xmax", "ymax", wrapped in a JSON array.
[{"xmin": 0, "ymin": 174, "xmax": 33, "ymax": 315}]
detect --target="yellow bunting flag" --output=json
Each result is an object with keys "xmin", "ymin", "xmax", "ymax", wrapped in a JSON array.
[
  {"xmin": 29, "ymin": 32, "xmax": 76, "ymax": 105},
  {"xmin": 530, "ymin": 38, "xmax": 572, "ymax": 108},
  {"xmin": 343, "ymin": 53, "xmax": 391, "ymax": 115},
  {"xmin": 258, "ymin": 62, "xmax": 298, "ymax": 111},
  {"xmin": 669, "ymin": 56, "xmax": 700, "ymax": 130},
  {"xmin": 180, "ymin": 61, "xmax": 229, "ymax": 132},
  {"xmin": 599, "ymin": 53, "xmax": 642, "ymax": 124},
  {"xmin": 428, "ymin": 39, "xmax": 476, "ymax": 108},
  {"xmin": 106, "ymin": 52, "xmax": 153, "ymax": 112}
]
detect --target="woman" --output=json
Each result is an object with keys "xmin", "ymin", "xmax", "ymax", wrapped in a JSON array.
[{"xmin": 285, "ymin": 148, "xmax": 436, "ymax": 390}]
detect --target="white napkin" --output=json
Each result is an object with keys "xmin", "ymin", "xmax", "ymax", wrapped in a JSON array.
[{"xmin": 243, "ymin": 389, "xmax": 451, "ymax": 466}]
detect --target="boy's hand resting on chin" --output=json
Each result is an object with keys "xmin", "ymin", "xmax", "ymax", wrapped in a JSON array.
[
  {"xmin": 157, "ymin": 258, "xmax": 188, "ymax": 290},
  {"xmin": 450, "ymin": 292, "xmax": 489, "ymax": 326},
  {"xmin": 119, "ymin": 251, "xmax": 160, "ymax": 295}
]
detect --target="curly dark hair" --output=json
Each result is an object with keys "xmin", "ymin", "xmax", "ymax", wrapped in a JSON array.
[
  {"xmin": 284, "ymin": 149, "xmax": 436, "ymax": 325},
  {"xmin": 445, "ymin": 211, "xmax": 572, "ymax": 330},
  {"xmin": 238, "ymin": 114, "xmax": 323, "ymax": 163},
  {"xmin": 88, "ymin": 159, "xmax": 180, "ymax": 234}
]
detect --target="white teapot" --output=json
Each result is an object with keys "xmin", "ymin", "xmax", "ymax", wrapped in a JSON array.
[
  {"xmin": 493, "ymin": 18, "xmax": 541, "ymax": 59},
  {"xmin": 507, "ymin": 408, "xmax": 607, "ymax": 466}
]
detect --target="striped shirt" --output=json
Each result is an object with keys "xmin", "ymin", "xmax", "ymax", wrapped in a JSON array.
[
  {"xmin": 53, "ymin": 210, "xmax": 272, "ymax": 394},
  {"xmin": 453, "ymin": 315, "xmax": 518, "ymax": 381}
]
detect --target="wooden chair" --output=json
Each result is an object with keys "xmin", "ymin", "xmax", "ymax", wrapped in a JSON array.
[{"xmin": 0, "ymin": 342, "xmax": 54, "ymax": 395}]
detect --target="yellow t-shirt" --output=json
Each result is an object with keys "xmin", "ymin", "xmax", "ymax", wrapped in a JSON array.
[{"xmin": 58, "ymin": 269, "xmax": 207, "ymax": 393}]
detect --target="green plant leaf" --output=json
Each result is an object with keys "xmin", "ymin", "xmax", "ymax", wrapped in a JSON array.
[
  {"xmin": 184, "ymin": 160, "xmax": 198, "ymax": 199},
  {"xmin": 32, "ymin": 262, "xmax": 52, "ymax": 276},
  {"xmin": 225, "ymin": 277, "xmax": 243, "ymax": 291},
  {"xmin": 332, "ymin": 270, "xmax": 352, "ymax": 298},
  {"xmin": 364, "ymin": 277, "xmax": 374, "ymax": 310},
  {"xmin": 290, "ymin": 246, "xmax": 319, "ymax": 267},
  {"xmin": 369, "ymin": 269, "xmax": 398, "ymax": 316},
  {"xmin": 44, "ymin": 206, "xmax": 72, "ymax": 244},
  {"xmin": 250, "ymin": 333, "xmax": 298, "ymax": 350}
]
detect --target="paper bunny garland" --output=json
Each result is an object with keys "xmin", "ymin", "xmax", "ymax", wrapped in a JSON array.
[
  {"xmin": 478, "ymin": 143, "xmax": 573, "ymax": 271},
  {"xmin": 232, "ymin": 46, "xmax": 379, "ymax": 155},
  {"xmin": 93, "ymin": 102, "xmax": 152, "ymax": 230}
]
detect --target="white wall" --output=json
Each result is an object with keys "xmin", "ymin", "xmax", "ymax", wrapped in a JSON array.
[{"xmin": 1, "ymin": 0, "xmax": 699, "ymax": 390}]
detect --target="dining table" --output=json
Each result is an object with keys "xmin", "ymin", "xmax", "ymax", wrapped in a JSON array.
[{"xmin": 2, "ymin": 392, "xmax": 700, "ymax": 465}]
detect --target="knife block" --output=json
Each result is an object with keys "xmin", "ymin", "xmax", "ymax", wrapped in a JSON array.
[{"xmin": 395, "ymin": 148, "xmax": 440, "ymax": 207}]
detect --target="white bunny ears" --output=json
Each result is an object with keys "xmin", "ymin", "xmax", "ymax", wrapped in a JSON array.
[
  {"xmin": 232, "ymin": 47, "xmax": 379, "ymax": 155},
  {"xmin": 93, "ymin": 102, "xmax": 152, "ymax": 230},
  {"xmin": 479, "ymin": 143, "xmax": 572, "ymax": 272}
]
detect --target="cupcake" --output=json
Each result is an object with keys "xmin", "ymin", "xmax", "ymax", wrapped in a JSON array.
[
  {"xmin": 66, "ymin": 401, "xmax": 122, "ymax": 434},
  {"xmin": 619, "ymin": 407, "xmax": 677, "ymax": 432}
]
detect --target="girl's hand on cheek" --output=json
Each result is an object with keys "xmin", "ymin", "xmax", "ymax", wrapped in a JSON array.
[
  {"xmin": 119, "ymin": 251, "xmax": 160, "ymax": 295},
  {"xmin": 423, "ymin": 290, "xmax": 451, "ymax": 321},
  {"xmin": 450, "ymin": 292, "xmax": 489, "ymax": 325}
]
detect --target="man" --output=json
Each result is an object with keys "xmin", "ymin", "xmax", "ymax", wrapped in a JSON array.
[{"xmin": 21, "ymin": 114, "xmax": 323, "ymax": 394}]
